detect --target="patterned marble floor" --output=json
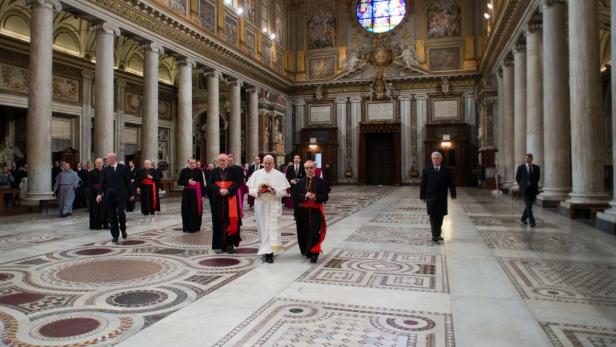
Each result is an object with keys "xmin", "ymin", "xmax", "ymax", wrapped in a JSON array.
[{"xmin": 0, "ymin": 186, "xmax": 615, "ymax": 347}]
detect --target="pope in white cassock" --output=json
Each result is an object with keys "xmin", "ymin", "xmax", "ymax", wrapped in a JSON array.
[{"xmin": 247, "ymin": 155, "xmax": 291, "ymax": 263}]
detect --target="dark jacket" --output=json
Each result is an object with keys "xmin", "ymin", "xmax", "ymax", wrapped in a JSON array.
[
  {"xmin": 293, "ymin": 176, "xmax": 330, "ymax": 204},
  {"xmin": 516, "ymin": 163, "xmax": 540, "ymax": 199},
  {"xmin": 420, "ymin": 166, "xmax": 457, "ymax": 216},
  {"xmin": 97, "ymin": 163, "xmax": 132, "ymax": 198},
  {"xmin": 247, "ymin": 164, "xmax": 263, "ymax": 179},
  {"xmin": 286, "ymin": 163, "xmax": 306, "ymax": 183}
]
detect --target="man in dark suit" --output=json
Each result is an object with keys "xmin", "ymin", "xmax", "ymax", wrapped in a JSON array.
[
  {"xmin": 516, "ymin": 153, "xmax": 540, "ymax": 227},
  {"xmin": 285, "ymin": 154, "xmax": 306, "ymax": 209},
  {"xmin": 420, "ymin": 151, "xmax": 457, "ymax": 242},
  {"xmin": 246, "ymin": 156, "xmax": 263, "ymax": 208},
  {"xmin": 96, "ymin": 153, "xmax": 134, "ymax": 243}
]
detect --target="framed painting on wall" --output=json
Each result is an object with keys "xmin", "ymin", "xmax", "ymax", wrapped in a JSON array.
[
  {"xmin": 224, "ymin": 15, "xmax": 238, "ymax": 46},
  {"xmin": 245, "ymin": 30, "xmax": 256, "ymax": 56},
  {"xmin": 427, "ymin": 46, "xmax": 461, "ymax": 71},
  {"xmin": 307, "ymin": 102, "xmax": 335, "ymax": 126},
  {"xmin": 307, "ymin": 56, "xmax": 336, "ymax": 80},
  {"xmin": 199, "ymin": 0, "xmax": 216, "ymax": 33}
]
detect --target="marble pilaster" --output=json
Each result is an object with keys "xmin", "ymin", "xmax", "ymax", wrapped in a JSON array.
[
  {"xmin": 25, "ymin": 0, "xmax": 61, "ymax": 200},
  {"xmin": 563, "ymin": 0, "xmax": 610, "ymax": 207},
  {"xmin": 141, "ymin": 42, "xmax": 164, "ymax": 162},
  {"xmin": 400, "ymin": 92, "xmax": 412, "ymax": 182},
  {"xmin": 91, "ymin": 22, "xmax": 120, "ymax": 158},
  {"xmin": 177, "ymin": 58, "xmax": 195, "ymax": 168},
  {"xmin": 115, "ymin": 79, "xmax": 127, "ymax": 161},
  {"xmin": 415, "ymin": 94, "xmax": 428, "ymax": 174},
  {"xmin": 538, "ymin": 0, "xmax": 571, "ymax": 205},
  {"xmin": 349, "ymin": 96, "xmax": 362, "ymax": 181},
  {"xmin": 228, "ymin": 80, "xmax": 242, "ymax": 160},
  {"xmin": 525, "ymin": 20, "xmax": 544, "ymax": 186},
  {"xmin": 206, "ymin": 70, "xmax": 221, "ymax": 162},
  {"xmin": 80, "ymin": 69, "xmax": 94, "ymax": 163},
  {"xmin": 512, "ymin": 40, "xmax": 527, "ymax": 190},
  {"xmin": 336, "ymin": 96, "xmax": 348, "ymax": 181},
  {"xmin": 502, "ymin": 56, "xmax": 515, "ymax": 188},
  {"xmin": 246, "ymin": 87, "xmax": 259, "ymax": 161}
]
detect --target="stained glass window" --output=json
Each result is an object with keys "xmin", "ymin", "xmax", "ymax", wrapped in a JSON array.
[{"xmin": 356, "ymin": 0, "xmax": 406, "ymax": 34}]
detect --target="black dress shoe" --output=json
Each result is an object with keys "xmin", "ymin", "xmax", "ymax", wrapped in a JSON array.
[
  {"xmin": 521, "ymin": 219, "xmax": 528, "ymax": 225},
  {"xmin": 439, "ymin": 236, "xmax": 444, "ymax": 241},
  {"xmin": 432, "ymin": 237, "xmax": 440, "ymax": 242},
  {"xmin": 226, "ymin": 245, "xmax": 235, "ymax": 254},
  {"xmin": 121, "ymin": 231, "xmax": 128, "ymax": 239},
  {"xmin": 530, "ymin": 222, "xmax": 536, "ymax": 228},
  {"xmin": 112, "ymin": 237, "xmax": 118, "ymax": 244},
  {"xmin": 265, "ymin": 253, "xmax": 274, "ymax": 263},
  {"xmin": 309, "ymin": 254, "xmax": 318, "ymax": 263}
]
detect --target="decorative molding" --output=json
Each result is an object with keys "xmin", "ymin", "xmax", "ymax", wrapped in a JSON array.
[{"xmin": 176, "ymin": 57, "xmax": 196, "ymax": 67}]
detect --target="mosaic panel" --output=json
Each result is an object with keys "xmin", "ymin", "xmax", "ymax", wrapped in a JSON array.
[
  {"xmin": 369, "ymin": 213, "xmax": 431, "ymax": 225},
  {"xmin": 479, "ymin": 230, "xmax": 610, "ymax": 254},
  {"xmin": 346, "ymin": 225, "xmax": 435, "ymax": 246},
  {"xmin": 214, "ymin": 298, "xmax": 455, "ymax": 347},
  {"xmin": 469, "ymin": 215, "xmax": 557, "ymax": 229},
  {"xmin": 541, "ymin": 322, "xmax": 616, "ymax": 347},
  {"xmin": 298, "ymin": 249, "xmax": 448, "ymax": 293},
  {"xmin": 497, "ymin": 257, "xmax": 616, "ymax": 306}
]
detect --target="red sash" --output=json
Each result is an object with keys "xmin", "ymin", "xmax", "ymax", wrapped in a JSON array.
[
  {"xmin": 142, "ymin": 178, "xmax": 157, "ymax": 209},
  {"xmin": 299, "ymin": 199, "xmax": 327, "ymax": 254},
  {"xmin": 184, "ymin": 183, "xmax": 202, "ymax": 215},
  {"xmin": 215, "ymin": 181, "xmax": 238, "ymax": 236}
]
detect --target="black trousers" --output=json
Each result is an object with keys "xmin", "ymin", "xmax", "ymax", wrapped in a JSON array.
[
  {"xmin": 105, "ymin": 192, "xmax": 127, "ymax": 238},
  {"xmin": 430, "ymin": 214, "xmax": 444, "ymax": 238},
  {"xmin": 521, "ymin": 195, "xmax": 535, "ymax": 224}
]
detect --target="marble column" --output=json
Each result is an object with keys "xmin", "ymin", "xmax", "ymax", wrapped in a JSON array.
[
  {"xmin": 415, "ymin": 94, "xmax": 428, "ymax": 174},
  {"xmin": 512, "ymin": 40, "xmax": 527, "ymax": 190},
  {"xmin": 564, "ymin": 0, "xmax": 609, "ymax": 206},
  {"xmin": 400, "ymin": 92, "xmax": 412, "ymax": 182},
  {"xmin": 294, "ymin": 100, "xmax": 305, "ymax": 149},
  {"xmin": 336, "ymin": 96, "xmax": 348, "ymax": 180},
  {"xmin": 539, "ymin": 0, "xmax": 571, "ymax": 204},
  {"xmin": 525, "ymin": 20, "xmax": 544, "ymax": 186},
  {"xmin": 228, "ymin": 80, "xmax": 242, "ymax": 159},
  {"xmin": 116, "ymin": 79, "xmax": 127, "ymax": 161},
  {"xmin": 206, "ymin": 71, "xmax": 221, "ymax": 162},
  {"xmin": 350, "ymin": 96, "xmax": 362, "ymax": 181},
  {"xmin": 496, "ymin": 69, "xmax": 504, "ymax": 179},
  {"xmin": 502, "ymin": 56, "xmax": 515, "ymax": 188},
  {"xmin": 597, "ymin": 0, "xmax": 616, "ymax": 231},
  {"xmin": 177, "ymin": 58, "xmax": 195, "ymax": 167},
  {"xmin": 141, "ymin": 42, "xmax": 163, "ymax": 162},
  {"xmin": 80, "ymin": 69, "xmax": 94, "ymax": 163},
  {"xmin": 91, "ymin": 22, "xmax": 120, "ymax": 158},
  {"xmin": 246, "ymin": 87, "xmax": 259, "ymax": 161},
  {"xmin": 25, "ymin": 0, "xmax": 61, "ymax": 200}
]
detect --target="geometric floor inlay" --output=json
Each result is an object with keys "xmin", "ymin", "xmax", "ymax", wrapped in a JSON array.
[
  {"xmin": 540, "ymin": 322, "xmax": 616, "ymax": 347},
  {"xmin": 297, "ymin": 249, "xmax": 448, "ymax": 293},
  {"xmin": 497, "ymin": 257, "xmax": 616, "ymax": 306},
  {"xmin": 469, "ymin": 215, "xmax": 557, "ymax": 229},
  {"xmin": 346, "ymin": 225, "xmax": 435, "ymax": 246},
  {"xmin": 479, "ymin": 230, "xmax": 609, "ymax": 254},
  {"xmin": 369, "ymin": 214, "xmax": 431, "ymax": 225},
  {"xmin": 214, "ymin": 298, "xmax": 455, "ymax": 347}
]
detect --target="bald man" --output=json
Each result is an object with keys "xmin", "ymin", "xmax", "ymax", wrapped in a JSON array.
[
  {"xmin": 96, "ymin": 153, "xmax": 134, "ymax": 243},
  {"xmin": 206, "ymin": 153, "xmax": 244, "ymax": 253}
]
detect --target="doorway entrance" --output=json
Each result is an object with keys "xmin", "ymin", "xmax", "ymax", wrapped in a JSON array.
[{"xmin": 358, "ymin": 122, "xmax": 401, "ymax": 185}]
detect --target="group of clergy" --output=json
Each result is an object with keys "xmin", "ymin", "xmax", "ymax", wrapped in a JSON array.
[{"xmin": 178, "ymin": 153, "xmax": 330, "ymax": 264}]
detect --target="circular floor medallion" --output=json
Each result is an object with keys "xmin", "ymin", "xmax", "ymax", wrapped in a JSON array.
[
  {"xmin": 0, "ymin": 292, "xmax": 45, "ymax": 305},
  {"xmin": 107, "ymin": 290, "xmax": 168, "ymax": 308},
  {"xmin": 39, "ymin": 318, "xmax": 100, "ymax": 338},
  {"xmin": 234, "ymin": 248, "xmax": 258, "ymax": 254},
  {"xmin": 75, "ymin": 248, "xmax": 112, "ymax": 256},
  {"xmin": 56, "ymin": 259, "xmax": 163, "ymax": 284},
  {"xmin": 119, "ymin": 240, "xmax": 145, "ymax": 246},
  {"xmin": 0, "ymin": 273, "xmax": 13, "ymax": 282},
  {"xmin": 199, "ymin": 258, "xmax": 241, "ymax": 267}
]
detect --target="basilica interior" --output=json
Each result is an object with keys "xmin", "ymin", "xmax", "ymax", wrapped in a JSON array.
[{"xmin": 0, "ymin": 0, "xmax": 615, "ymax": 346}]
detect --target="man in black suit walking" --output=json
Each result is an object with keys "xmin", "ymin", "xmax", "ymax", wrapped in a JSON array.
[
  {"xmin": 96, "ymin": 153, "xmax": 134, "ymax": 243},
  {"xmin": 516, "ymin": 153, "xmax": 540, "ymax": 227},
  {"xmin": 285, "ymin": 154, "xmax": 306, "ymax": 210},
  {"xmin": 420, "ymin": 151, "xmax": 457, "ymax": 242}
]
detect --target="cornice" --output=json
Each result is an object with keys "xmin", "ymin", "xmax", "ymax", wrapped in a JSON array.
[
  {"xmin": 70, "ymin": 0, "xmax": 292, "ymax": 92},
  {"xmin": 479, "ymin": 0, "xmax": 535, "ymax": 74}
]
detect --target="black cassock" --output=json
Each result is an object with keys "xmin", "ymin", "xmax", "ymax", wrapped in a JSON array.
[
  {"xmin": 139, "ymin": 168, "xmax": 161, "ymax": 215},
  {"xmin": 87, "ymin": 169, "xmax": 107, "ymax": 229},
  {"xmin": 178, "ymin": 168, "xmax": 205, "ymax": 233},
  {"xmin": 293, "ymin": 176, "xmax": 330, "ymax": 256},
  {"xmin": 126, "ymin": 168, "xmax": 137, "ymax": 212},
  {"xmin": 206, "ymin": 167, "xmax": 243, "ymax": 250}
]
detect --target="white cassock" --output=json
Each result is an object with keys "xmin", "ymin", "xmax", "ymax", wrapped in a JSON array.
[{"xmin": 247, "ymin": 168, "xmax": 291, "ymax": 256}]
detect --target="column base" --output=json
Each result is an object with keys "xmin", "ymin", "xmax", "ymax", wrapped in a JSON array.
[
  {"xmin": 536, "ymin": 192, "xmax": 569, "ymax": 208},
  {"xmin": 24, "ymin": 191, "xmax": 54, "ymax": 201},
  {"xmin": 595, "ymin": 209, "xmax": 616, "ymax": 236},
  {"xmin": 559, "ymin": 197, "xmax": 610, "ymax": 221}
]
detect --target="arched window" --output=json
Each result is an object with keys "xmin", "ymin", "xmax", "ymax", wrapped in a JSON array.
[{"xmin": 356, "ymin": 0, "xmax": 406, "ymax": 34}]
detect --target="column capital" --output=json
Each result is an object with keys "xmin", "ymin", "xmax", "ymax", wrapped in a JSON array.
[
  {"xmin": 116, "ymin": 78, "xmax": 127, "ymax": 88},
  {"xmin": 25, "ymin": 0, "xmax": 61, "ymax": 10},
  {"xmin": 141, "ymin": 41, "xmax": 164, "ymax": 55},
  {"xmin": 350, "ymin": 96, "xmax": 363, "ymax": 103},
  {"xmin": 81, "ymin": 69, "xmax": 94, "ymax": 79},
  {"xmin": 514, "ymin": 39, "xmax": 526, "ymax": 53},
  {"xmin": 497, "ymin": 67, "xmax": 503, "ymax": 77},
  {"xmin": 525, "ymin": 21, "xmax": 542, "ymax": 35},
  {"xmin": 295, "ymin": 100, "xmax": 306, "ymax": 106},
  {"xmin": 335, "ymin": 96, "xmax": 348, "ymax": 104},
  {"xmin": 543, "ymin": 0, "xmax": 566, "ymax": 8},
  {"xmin": 176, "ymin": 57, "xmax": 196, "ymax": 68},
  {"xmin": 89, "ymin": 22, "xmax": 121, "ymax": 36},
  {"xmin": 204, "ymin": 69, "xmax": 222, "ymax": 79},
  {"xmin": 246, "ymin": 86, "xmax": 259, "ymax": 94},
  {"xmin": 398, "ymin": 92, "xmax": 413, "ymax": 101},
  {"xmin": 504, "ymin": 53, "xmax": 514, "ymax": 66},
  {"xmin": 228, "ymin": 79, "xmax": 243, "ymax": 88}
]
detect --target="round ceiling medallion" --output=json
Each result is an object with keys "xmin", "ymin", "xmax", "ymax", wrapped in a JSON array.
[{"xmin": 356, "ymin": 0, "xmax": 407, "ymax": 34}]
